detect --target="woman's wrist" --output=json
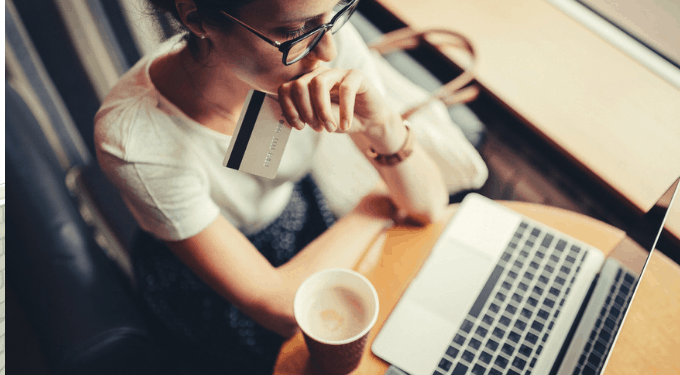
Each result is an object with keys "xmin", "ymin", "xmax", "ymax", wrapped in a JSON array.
[{"xmin": 361, "ymin": 110, "xmax": 408, "ymax": 155}]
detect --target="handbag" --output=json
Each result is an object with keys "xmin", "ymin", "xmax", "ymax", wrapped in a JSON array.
[
  {"xmin": 311, "ymin": 27, "xmax": 489, "ymax": 217},
  {"xmin": 368, "ymin": 28, "xmax": 480, "ymax": 119}
]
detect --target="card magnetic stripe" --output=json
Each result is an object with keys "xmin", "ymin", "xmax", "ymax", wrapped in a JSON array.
[{"xmin": 226, "ymin": 90, "xmax": 266, "ymax": 170}]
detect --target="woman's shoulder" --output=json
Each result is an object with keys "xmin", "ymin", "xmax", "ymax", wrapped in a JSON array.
[
  {"xmin": 95, "ymin": 42, "xmax": 186, "ymax": 162},
  {"xmin": 94, "ymin": 87, "xmax": 196, "ymax": 178},
  {"xmin": 94, "ymin": 72, "xmax": 162, "ymax": 157}
]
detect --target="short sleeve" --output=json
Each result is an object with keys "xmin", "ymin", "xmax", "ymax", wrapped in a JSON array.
[
  {"xmin": 101, "ymin": 153, "xmax": 220, "ymax": 241},
  {"xmin": 95, "ymin": 96, "xmax": 220, "ymax": 241}
]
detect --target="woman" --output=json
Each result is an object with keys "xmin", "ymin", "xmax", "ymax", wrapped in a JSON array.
[{"xmin": 94, "ymin": 0, "xmax": 448, "ymax": 373}]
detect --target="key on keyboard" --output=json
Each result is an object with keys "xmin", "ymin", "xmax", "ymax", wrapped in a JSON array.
[{"xmin": 572, "ymin": 268, "xmax": 637, "ymax": 375}]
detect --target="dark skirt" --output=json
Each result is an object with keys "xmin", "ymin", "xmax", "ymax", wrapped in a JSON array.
[{"xmin": 132, "ymin": 175, "xmax": 336, "ymax": 375}]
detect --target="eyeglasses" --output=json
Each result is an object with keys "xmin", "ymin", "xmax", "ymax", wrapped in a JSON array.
[{"xmin": 219, "ymin": 0, "xmax": 359, "ymax": 65}]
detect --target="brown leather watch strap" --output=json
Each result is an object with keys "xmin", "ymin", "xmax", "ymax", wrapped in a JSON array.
[{"xmin": 365, "ymin": 123, "xmax": 414, "ymax": 167}]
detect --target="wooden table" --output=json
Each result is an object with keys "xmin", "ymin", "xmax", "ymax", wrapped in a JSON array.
[
  {"xmin": 274, "ymin": 202, "xmax": 680, "ymax": 374},
  {"xmin": 372, "ymin": 0, "xmax": 680, "ymax": 241}
]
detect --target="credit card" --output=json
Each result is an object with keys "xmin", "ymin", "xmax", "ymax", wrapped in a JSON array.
[{"xmin": 223, "ymin": 90, "xmax": 292, "ymax": 179}]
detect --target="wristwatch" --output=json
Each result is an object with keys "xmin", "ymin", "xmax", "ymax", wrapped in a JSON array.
[{"xmin": 365, "ymin": 122, "xmax": 414, "ymax": 167}]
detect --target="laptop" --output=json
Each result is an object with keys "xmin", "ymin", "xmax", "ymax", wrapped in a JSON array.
[{"xmin": 372, "ymin": 177, "xmax": 679, "ymax": 375}]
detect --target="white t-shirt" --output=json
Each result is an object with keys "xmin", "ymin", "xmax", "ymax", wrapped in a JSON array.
[{"xmin": 94, "ymin": 25, "xmax": 384, "ymax": 241}]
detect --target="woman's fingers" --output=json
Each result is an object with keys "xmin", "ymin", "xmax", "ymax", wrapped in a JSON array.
[
  {"xmin": 309, "ymin": 70, "xmax": 344, "ymax": 132},
  {"xmin": 305, "ymin": 69, "xmax": 364, "ymax": 133},
  {"xmin": 337, "ymin": 70, "xmax": 363, "ymax": 132},
  {"xmin": 290, "ymin": 79, "xmax": 323, "ymax": 132},
  {"xmin": 277, "ymin": 85, "xmax": 304, "ymax": 130},
  {"xmin": 277, "ymin": 68, "xmax": 370, "ymax": 133}
]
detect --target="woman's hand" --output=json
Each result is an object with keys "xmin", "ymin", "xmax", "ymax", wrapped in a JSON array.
[
  {"xmin": 277, "ymin": 66, "xmax": 398, "ymax": 134},
  {"xmin": 277, "ymin": 66, "xmax": 448, "ymax": 226}
]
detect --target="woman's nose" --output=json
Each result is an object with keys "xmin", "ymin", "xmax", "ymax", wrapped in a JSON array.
[{"xmin": 307, "ymin": 31, "xmax": 337, "ymax": 63}]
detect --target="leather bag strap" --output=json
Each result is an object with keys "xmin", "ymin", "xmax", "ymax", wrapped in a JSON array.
[{"xmin": 368, "ymin": 28, "xmax": 479, "ymax": 119}]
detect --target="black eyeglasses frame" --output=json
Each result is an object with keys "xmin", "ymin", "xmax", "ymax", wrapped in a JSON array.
[{"xmin": 219, "ymin": 0, "xmax": 359, "ymax": 65}]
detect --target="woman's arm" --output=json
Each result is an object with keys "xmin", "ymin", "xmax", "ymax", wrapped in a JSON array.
[
  {"xmin": 278, "ymin": 67, "xmax": 449, "ymax": 225},
  {"xmin": 164, "ymin": 193, "xmax": 394, "ymax": 339},
  {"xmin": 349, "ymin": 110, "xmax": 449, "ymax": 225}
]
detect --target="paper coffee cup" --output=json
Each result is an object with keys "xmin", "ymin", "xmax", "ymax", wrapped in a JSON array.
[{"xmin": 294, "ymin": 268, "xmax": 379, "ymax": 375}]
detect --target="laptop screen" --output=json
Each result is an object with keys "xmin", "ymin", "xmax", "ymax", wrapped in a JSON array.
[{"xmin": 600, "ymin": 177, "xmax": 680, "ymax": 372}]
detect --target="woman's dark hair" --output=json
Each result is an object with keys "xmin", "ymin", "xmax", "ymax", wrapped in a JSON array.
[{"xmin": 146, "ymin": 0, "xmax": 253, "ymax": 57}]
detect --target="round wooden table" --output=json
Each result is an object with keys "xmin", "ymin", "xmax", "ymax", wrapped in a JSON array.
[{"xmin": 273, "ymin": 202, "xmax": 680, "ymax": 375}]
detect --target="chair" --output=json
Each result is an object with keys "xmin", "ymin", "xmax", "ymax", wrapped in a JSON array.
[
  {"xmin": 6, "ymin": 81, "xmax": 173, "ymax": 375},
  {"xmin": 7, "ymin": 2, "xmax": 174, "ymax": 373},
  {"xmin": 7, "ymin": 0, "xmax": 140, "ymax": 274}
]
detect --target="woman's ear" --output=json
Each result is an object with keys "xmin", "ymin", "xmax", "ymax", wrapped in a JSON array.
[{"xmin": 175, "ymin": 0, "xmax": 206, "ymax": 37}]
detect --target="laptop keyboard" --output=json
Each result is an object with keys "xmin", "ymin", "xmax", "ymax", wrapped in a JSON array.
[
  {"xmin": 433, "ymin": 221, "xmax": 589, "ymax": 375},
  {"xmin": 573, "ymin": 267, "xmax": 636, "ymax": 375}
]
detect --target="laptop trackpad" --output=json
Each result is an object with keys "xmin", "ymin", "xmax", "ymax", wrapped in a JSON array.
[
  {"xmin": 373, "ymin": 240, "xmax": 494, "ymax": 375},
  {"xmin": 407, "ymin": 239, "xmax": 494, "ymax": 323}
]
